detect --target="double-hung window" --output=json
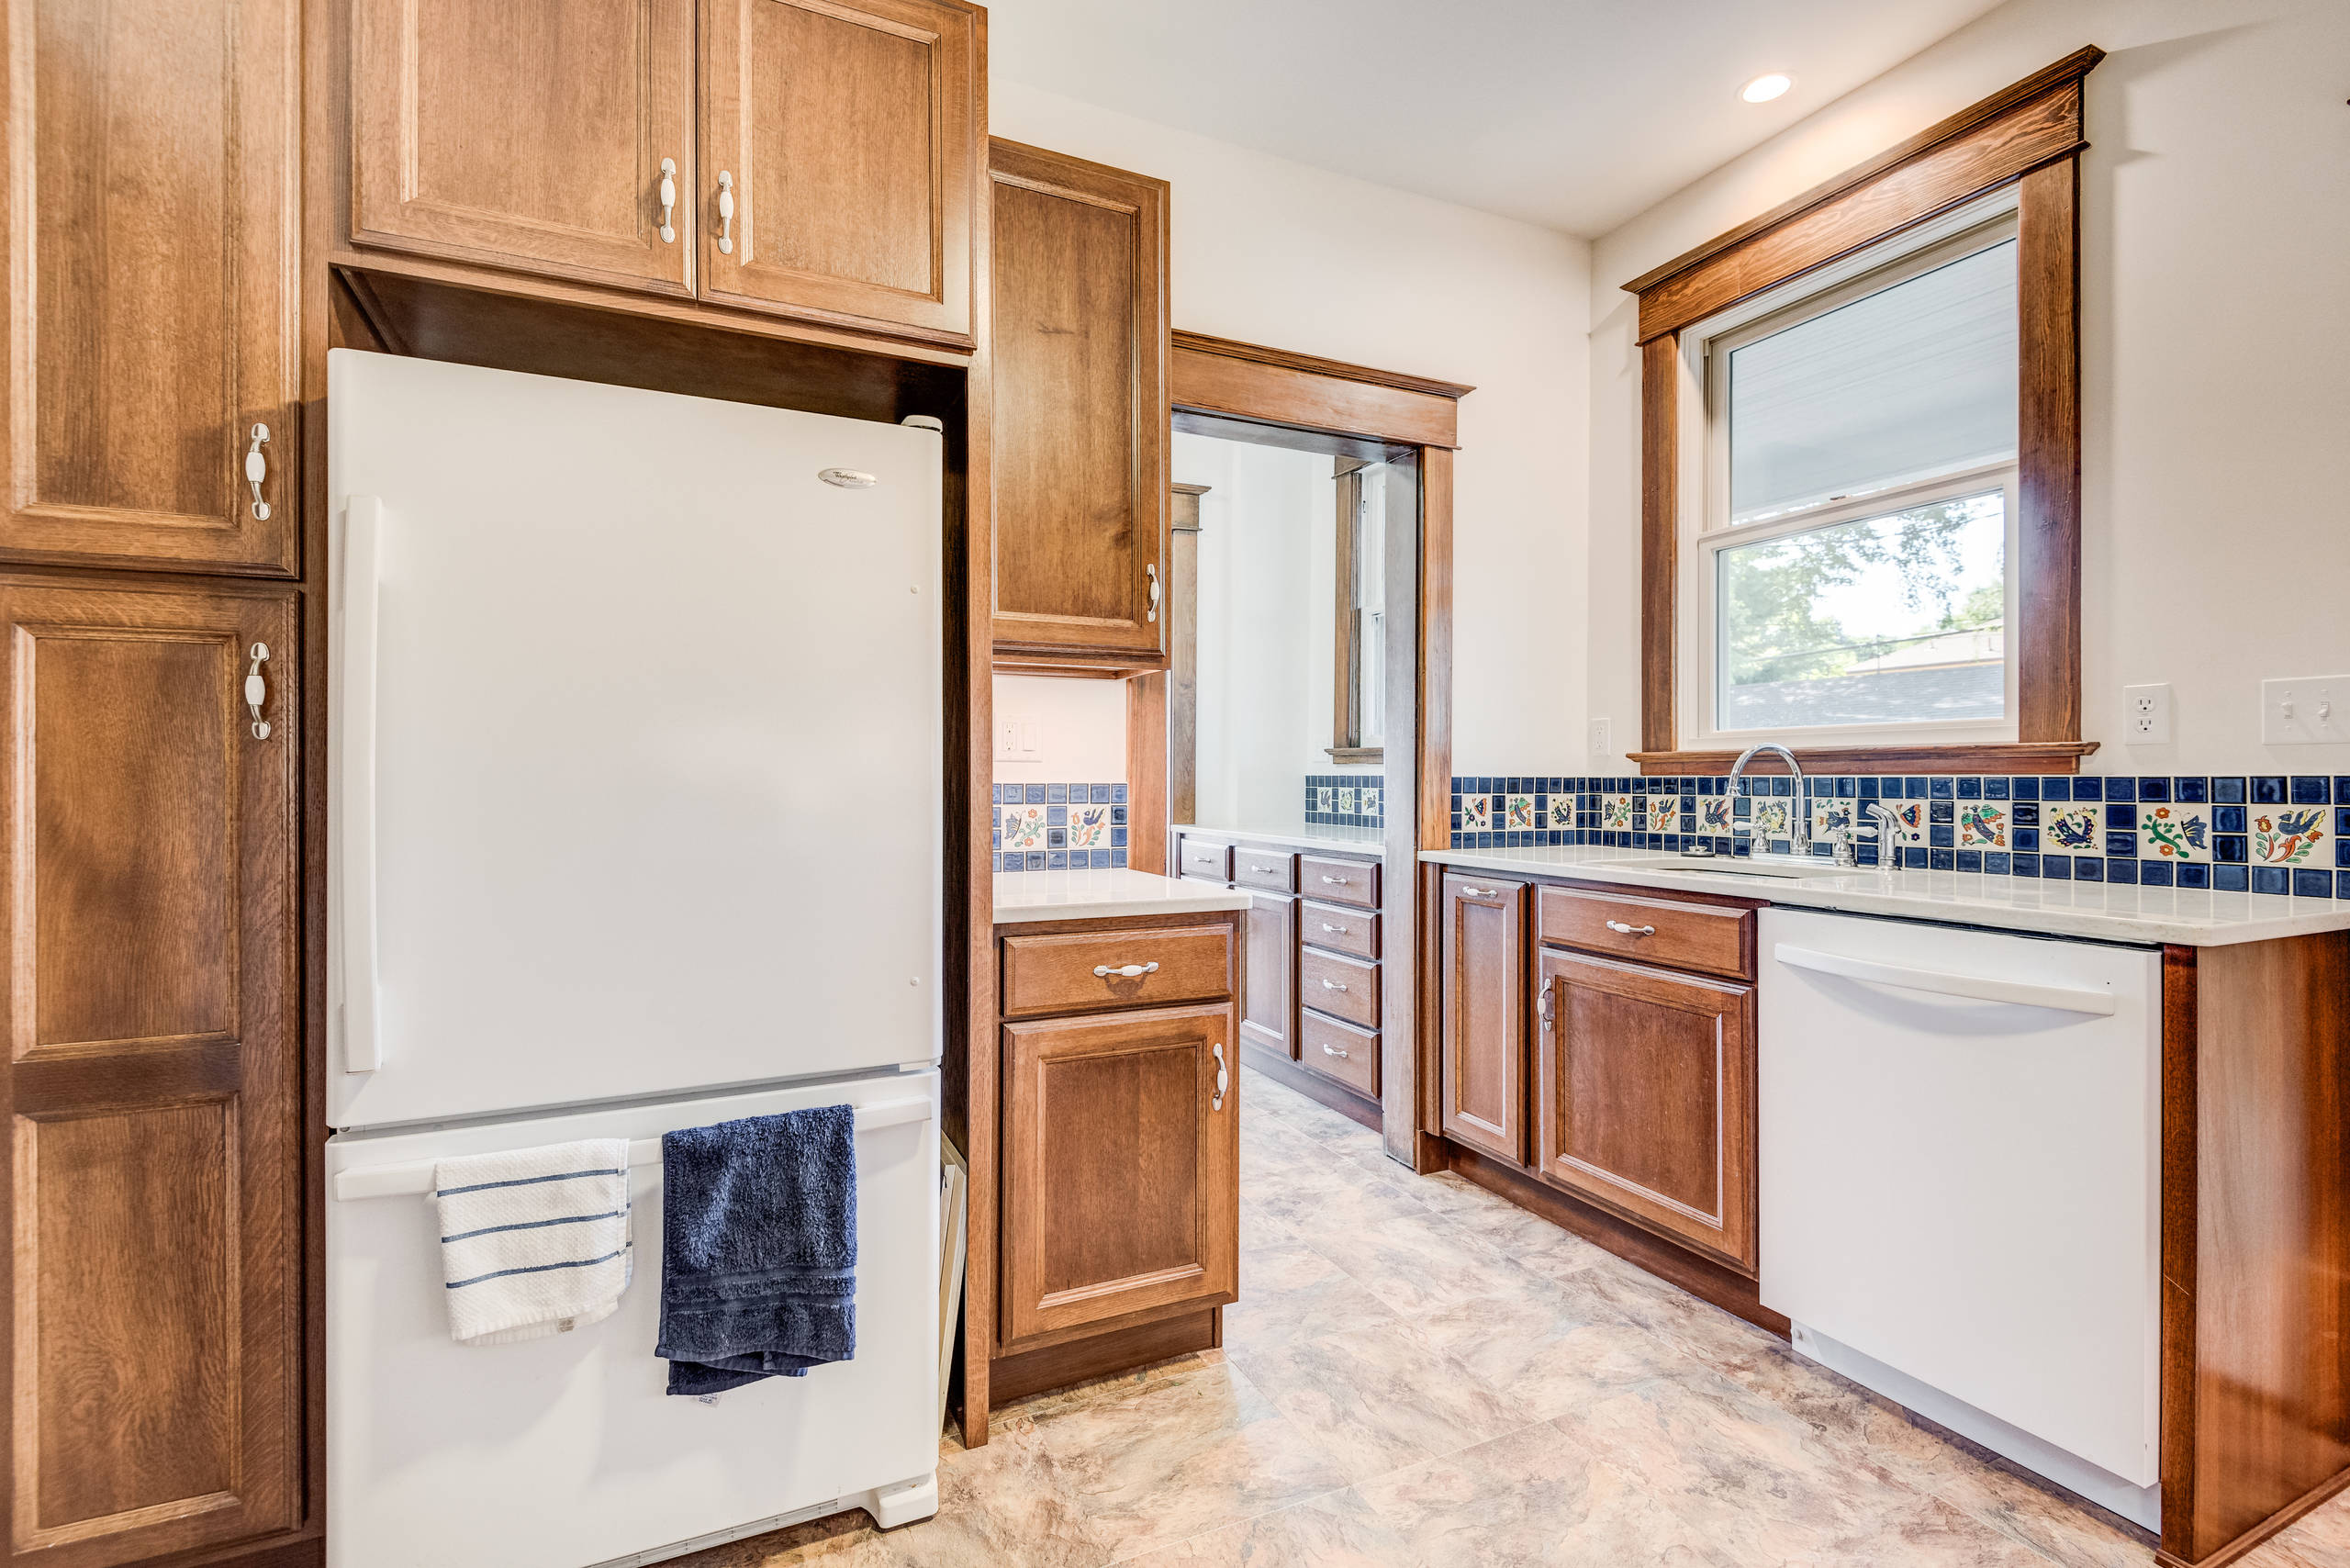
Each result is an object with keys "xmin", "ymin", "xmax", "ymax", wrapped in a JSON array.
[{"xmin": 1692, "ymin": 217, "xmax": 2021, "ymax": 745}]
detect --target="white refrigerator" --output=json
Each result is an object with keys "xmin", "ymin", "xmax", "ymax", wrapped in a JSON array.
[{"xmin": 324, "ymin": 350, "xmax": 945, "ymax": 1568}]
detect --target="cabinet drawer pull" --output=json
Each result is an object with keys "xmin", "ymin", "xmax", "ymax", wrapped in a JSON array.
[
  {"xmin": 1320, "ymin": 978, "xmax": 1348, "ymax": 992},
  {"xmin": 244, "ymin": 643, "xmax": 272, "ymax": 740},
  {"xmin": 1460, "ymin": 885, "xmax": 1502, "ymax": 899},
  {"xmin": 1211, "ymin": 1042, "xmax": 1226, "ymax": 1110},
  {"xmin": 244, "ymin": 423, "xmax": 271, "ymax": 521},
  {"xmin": 1605, "ymin": 920, "xmax": 1657, "ymax": 936},
  {"xmin": 1147, "ymin": 562, "xmax": 1160, "ymax": 622},
  {"xmin": 716, "ymin": 170, "xmax": 735, "ymax": 253},
  {"xmin": 1319, "ymin": 922, "xmax": 1348, "ymax": 935},
  {"xmin": 1092, "ymin": 961, "xmax": 1160, "ymax": 979},
  {"xmin": 1321, "ymin": 1043, "xmax": 1349, "ymax": 1059},
  {"xmin": 1250, "ymin": 862, "xmax": 1277, "ymax": 873},
  {"xmin": 1320, "ymin": 874, "xmax": 1350, "ymax": 886},
  {"xmin": 656, "ymin": 156, "xmax": 677, "ymax": 242}
]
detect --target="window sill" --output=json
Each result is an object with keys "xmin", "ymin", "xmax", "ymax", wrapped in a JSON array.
[
  {"xmin": 1627, "ymin": 741, "xmax": 2098, "ymax": 777},
  {"xmin": 1326, "ymin": 746, "xmax": 1383, "ymax": 765}
]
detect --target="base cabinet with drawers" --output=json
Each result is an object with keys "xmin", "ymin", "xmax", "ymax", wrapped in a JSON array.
[
  {"xmin": 989, "ymin": 910, "xmax": 1242, "ymax": 1402},
  {"xmin": 1176, "ymin": 833, "xmax": 1386, "ymax": 1122},
  {"xmin": 1436, "ymin": 870, "xmax": 1763, "ymax": 1298}
]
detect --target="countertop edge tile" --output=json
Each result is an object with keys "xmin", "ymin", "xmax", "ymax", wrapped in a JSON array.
[
  {"xmin": 1419, "ymin": 845, "xmax": 2350, "ymax": 948},
  {"xmin": 994, "ymin": 868, "xmax": 1256, "ymax": 925}
]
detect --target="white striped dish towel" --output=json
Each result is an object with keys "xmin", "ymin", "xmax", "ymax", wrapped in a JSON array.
[{"xmin": 431, "ymin": 1138, "xmax": 633, "ymax": 1346}]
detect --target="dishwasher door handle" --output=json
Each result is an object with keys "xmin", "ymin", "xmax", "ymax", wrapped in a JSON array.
[{"xmin": 1773, "ymin": 943, "xmax": 2118, "ymax": 1016}]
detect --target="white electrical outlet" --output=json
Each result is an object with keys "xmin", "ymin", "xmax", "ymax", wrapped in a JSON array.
[
  {"xmin": 994, "ymin": 714, "xmax": 1042, "ymax": 761},
  {"xmin": 1588, "ymin": 717, "xmax": 1613, "ymax": 758},
  {"xmin": 2122, "ymin": 683, "xmax": 2172, "ymax": 745},
  {"xmin": 2261, "ymin": 676, "xmax": 2350, "ymax": 745}
]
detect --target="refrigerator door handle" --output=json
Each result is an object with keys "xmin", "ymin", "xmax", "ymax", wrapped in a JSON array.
[{"xmin": 339, "ymin": 497, "xmax": 385, "ymax": 1072}]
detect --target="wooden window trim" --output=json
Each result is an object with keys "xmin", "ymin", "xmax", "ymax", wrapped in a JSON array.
[
  {"xmin": 1625, "ymin": 47, "xmax": 2102, "ymax": 776},
  {"xmin": 1331, "ymin": 457, "xmax": 1382, "ymax": 763}
]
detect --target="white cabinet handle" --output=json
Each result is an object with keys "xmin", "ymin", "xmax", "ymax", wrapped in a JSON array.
[
  {"xmin": 1320, "ymin": 874, "xmax": 1350, "ymax": 886},
  {"xmin": 1211, "ymin": 1042, "xmax": 1226, "ymax": 1110},
  {"xmin": 243, "ymin": 643, "xmax": 272, "ymax": 739},
  {"xmin": 1146, "ymin": 562, "xmax": 1160, "ymax": 622},
  {"xmin": 1250, "ymin": 862, "xmax": 1277, "ymax": 873},
  {"xmin": 1321, "ymin": 1043, "xmax": 1349, "ymax": 1059},
  {"xmin": 1320, "ymin": 978, "xmax": 1348, "ymax": 992},
  {"xmin": 1539, "ymin": 982, "xmax": 1554, "ymax": 1028},
  {"xmin": 656, "ymin": 157, "xmax": 677, "ymax": 242},
  {"xmin": 1093, "ymin": 961, "xmax": 1159, "ymax": 979},
  {"xmin": 244, "ymin": 424, "xmax": 271, "ymax": 520},
  {"xmin": 1320, "ymin": 922, "xmax": 1348, "ymax": 935},
  {"xmin": 716, "ymin": 171, "xmax": 735, "ymax": 254},
  {"xmin": 1774, "ymin": 943, "xmax": 2117, "ymax": 1016},
  {"xmin": 1605, "ymin": 920, "xmax": 1656, "ymax": 936},
  {"xmin": 1460, "ymin": 885, "xmax": 1503, "ymax": 899}
]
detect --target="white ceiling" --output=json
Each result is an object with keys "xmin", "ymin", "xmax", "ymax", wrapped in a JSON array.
[{"xmin": 985, "ymin": 0, "xmax": 2009, "ymax": 237}]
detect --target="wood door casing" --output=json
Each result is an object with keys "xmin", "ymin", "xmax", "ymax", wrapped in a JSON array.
[
  {"xmin": 0, "ymin": 0, "xmax": 299, "ymax": 575},
  {"xmin": 1239, "ymin": 893, "xmax": 1295, "ymax": 1059},
  {"xmin": 350, "ymin": 0, "xmax": 695, "ymax": 296},
  {"xmin": 0, "ymin": 579, "xmax": 299, "ymax": 1568},
  {"xmin": 988, "ymin": 138, "xmax": 1169, "ymax": 666},
  {"xmin": 1535, "ymin": 948, "xmax": 1756, "ymax": 1274},
  {"xmin": 1000, "ymin": 1002, "xmax": 1237, "ymax": 1347},
  {"xmin": 1438, "ymin": 875, "xmax": 1524, "ymax": 1163},
  {"xmin": 698, "ymin": 0, "xmax": 978, "ymax": 343}
]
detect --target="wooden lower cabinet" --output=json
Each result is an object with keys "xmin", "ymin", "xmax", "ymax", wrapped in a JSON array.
[
  {"xmin": 1438, "ymin": 874, "xmax": 1526, "ymax": 1162},
  {"xmin": 999, "ymin": 1002, "xmax": 1239, "ymax": 1348},
  {"xmin": 1240, "ymin": 893, "xmax": 1296, "ymax": 1058},
  {"xmin": 0, "ymin": 578, "xmax": 303, "ymax": 1567},
  {"xmin": 1534, "ymin": 947, "xmax": 1757, "ymax": 1274}
]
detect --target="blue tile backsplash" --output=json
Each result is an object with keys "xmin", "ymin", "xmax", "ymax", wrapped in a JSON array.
[
  {"xmin": 992, "ymin": 781, "xmax": 1128, "ymax": 872},
  {"xmin": 1447, "ymin": 772, "xmax": 2348, "ymax": 898},
  {"xmin": 1304, "ymin": 773, "xmax": 1385, "ymax": 830}
]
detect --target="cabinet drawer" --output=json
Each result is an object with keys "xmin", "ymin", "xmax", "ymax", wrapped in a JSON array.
[
  {"xmin": 1299, "ymin": 1011, "xmax": 1379, "ymax": 1098},
  {"xmin": 1299, "ymin": 946, "xmax": 1379, "ymax": 1029},
  {"xmin": 1003, "ymin": 925, "xmax": 1235, "ymax": 1018},
  {"xmin": 1301, "ymin": 900, "xmax": 1379, "ymax": 960},
  {"xmin": 1180, "ymin": 837, "xmax": 1233, "ymax": 883},
  {"xmin": 1537, "ymin": 885, "xmax": 1752, "ymax": 980},
  {"xmin": 1301, "ymin": 855, "xmax": 1380, "ymax": 910},
  {"xmin": 1234, "ymin": 847, "xmax": 1297, "ymax": 892}
]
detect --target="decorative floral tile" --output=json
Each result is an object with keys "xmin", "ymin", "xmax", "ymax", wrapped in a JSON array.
[
  {"xmin": 2252, "ymin": 806, "xmax": 2328, "ymax": 865},
  {"xmin": 1955, "ymin": 800, "xmax": 2008, "ymax": 849},
  {"xmin": 1642, "ymin": 794, "xmax": 1681, "ymax": 834},
  {"xmin": 1598, "ymin": 792, "xmax": 1635, "ymax": 832},
  {"xmin": 1751, "ymin": 799, "xmax": 1792, "ymax": 840},
  {"xmin": 1002, "ymin": 804, "xmax": 1048, "ymax": 852},
  {"xmin": 2044, "ymin": 802, "xmax": 2102, "ymax": 853},
  {"xmin": 1067, "ymin": 801, "xmax": 1113, "ymax": 850},
  {"xmin": 1875, "ymin": 800, "xmax": 1928, "ymax": 846},
  {"xmin": 2139, "ymin": 803, "xmax": 2210, "ymax": 864},
  {"xmin": 1505, "ymin": 792, "xmax": 1536, "ymax": 831},
  {"xmin": 1316, "ymin": 786, "xmax": 1335, "ymax": 812},
  {"xmin": 1460, "ymin": 795, "xmax": 1493, "ymax": 832},
  {"xmin": 1696, "ymin": 795, "xmax": 1733, "ymax": 834},
  {"xmin": 1360, "ymin": 787, "xmax": 1381, "ymax": 817},
  {"xmin": 1337, "ymin": 787, "xmax": 1359, "ymax": 814}
]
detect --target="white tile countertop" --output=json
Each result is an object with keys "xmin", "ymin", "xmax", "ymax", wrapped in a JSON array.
[
  {"xmin": 993, "ymin": 868, "xmax": 1254, "ymax": 925},
  {"xmin": 1423, "ymin": 843, "xmax": 2350, "ymax": 948},
  {"xmin": 1169, "ymin": 820, "xmax": 1387, "ymax": 853}
]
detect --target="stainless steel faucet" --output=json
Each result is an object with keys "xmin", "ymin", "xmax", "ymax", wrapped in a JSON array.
[{"xmin": 1728, "ymin": 742, "xmax": 1808, "ymax": 857}]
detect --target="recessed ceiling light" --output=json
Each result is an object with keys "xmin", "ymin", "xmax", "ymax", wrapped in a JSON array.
[{"xmin": 1740, "ymin": 73, "xmax": 1794, "ymax": 104}]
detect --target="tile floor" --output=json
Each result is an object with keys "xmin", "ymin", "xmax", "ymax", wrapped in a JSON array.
[{"xmin": 680, "ymin": 1070, "xmax": 2350, "ymax": 1567}]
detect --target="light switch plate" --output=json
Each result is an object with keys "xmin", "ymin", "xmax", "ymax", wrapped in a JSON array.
[
  {"xmin": 2260, "ymin": 675, "xmax": 2350, "ymax": 745},
  {"xmin": 2122, "ymin": 683, "xmax": 2172, "ymax": 745}
]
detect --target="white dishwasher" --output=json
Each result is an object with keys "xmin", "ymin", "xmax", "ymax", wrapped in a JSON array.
[{"xmin": 1758, "ymin": 908, "xmax": 2161, "ymax": 1529}]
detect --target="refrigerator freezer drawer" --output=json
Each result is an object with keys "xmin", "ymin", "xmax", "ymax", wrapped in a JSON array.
[{"xmin": 325, "ymin": 1072, "xmax": 940, "ymax": 1568}]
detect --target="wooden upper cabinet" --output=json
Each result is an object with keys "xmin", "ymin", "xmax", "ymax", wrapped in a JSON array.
[
  {"xmin": 0, "ymin": 0, "xmax": 299, "ymax": 575},
  {"xmin": 350, "ymin": 0, "xmax": 696, "ymax": 296},
  {"xmin": 1535, "ymin": 948, "xmax": 1757, "ymax": 1274},
  {"xmin": 1439, "ymin": 875, "xmax": 1526, "ymax": 1164},
  {"xmin": 989, "ymin": 139, "xmax": 1169, "ymax": 668},
  {"xmin": 1000, "ymin": 1002, "xmax": 1237, "ymax": 1348},
  {"xmin": 0, "ymin": 578, "xmax": 300, "ymax": 1567},
  {"xmin": 699, "ymin": 0, "xmax": 979, "ymax": 344}
]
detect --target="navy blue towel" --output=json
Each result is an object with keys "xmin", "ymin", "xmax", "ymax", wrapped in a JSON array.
[{"xmin": 656, "ymin": 1104, "xmax": 857, "ymax": 1396}]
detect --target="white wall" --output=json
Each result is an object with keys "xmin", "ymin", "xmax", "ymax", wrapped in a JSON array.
[
  {"xmin": 1586, "ymin": 0, "xmax": 2350, "ymax": 774},
  {"xmin": 993, "ymin": 80, "xmax": 1593, "ymax": 777},
  {"xmin": 992, "ymin": 674, "xmax": 1126, "ymax": 784}
]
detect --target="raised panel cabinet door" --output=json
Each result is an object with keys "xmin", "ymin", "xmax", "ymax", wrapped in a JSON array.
[
  {"xmin": 698, "ymin": 0, "xmax": 979, "ymax": 343},
  {"xmin": 1536, "ymin": 949, "xmax": 1757, "ymax": 1274},
  {"xmin": 989, "ymin": 138, "xmax": 1169, "ymax": 666},
  {"xmin": 1239, "ymin": 893, "xmax": 1295, "ymax": 1059},
  {"xmin": 0, "ymin": 579, "xmax": 299, "ymax": 1568},
  {"xmin": 1439, "ymin": 874, "xmax": 1525, "ymax": 1163},
  {"xmin": 350, "ymin": 0, "xmax": 695, "ymax": 295},
  {"xmin": 0, "ymin": 0, "xmax": 298, "ymax": 574},
  {"xmin": 1000, "ymin": 1002, "xmax": 1237, "ymax": 1347}
]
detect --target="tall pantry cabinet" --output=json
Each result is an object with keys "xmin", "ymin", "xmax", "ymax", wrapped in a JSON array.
[{"xmin": 0, "ymin": 0, "xmax": 308, "ymax": 1564}]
